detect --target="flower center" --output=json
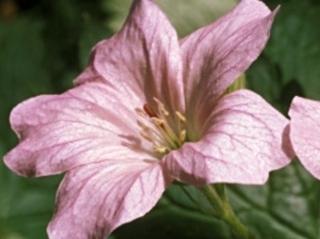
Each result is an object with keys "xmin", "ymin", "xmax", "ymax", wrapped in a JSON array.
[{"xmin": 135, "ymin": 98, "xmax": 187, "ymax": 155}]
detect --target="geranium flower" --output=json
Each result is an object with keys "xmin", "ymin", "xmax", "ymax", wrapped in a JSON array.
[
  {"xmin": 289, "ymin": 97, "xmax": 320, "ymax": 179},
  {"xmin": 4, "ymin": 0, "xmax": 293, "ymax": 238}
]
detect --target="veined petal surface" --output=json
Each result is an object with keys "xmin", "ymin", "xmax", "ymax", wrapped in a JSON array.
[
  {"xmin": 4, "ymin": 82, "xmax": 154, "ymax": 177},
  {"xmin": 77, "ymin": 0, "xmax": 185, "ymax": 113},
  {"xmin": 48, "ymin": 160, "xmax": 170, "ymax": 239},
  {"xmin": 181, "ymin": 0, "xmax": 277, "ymax": 130},
  {"xmin": 165, "ymin": 90, "xmax": 293, "ymax": 185}
]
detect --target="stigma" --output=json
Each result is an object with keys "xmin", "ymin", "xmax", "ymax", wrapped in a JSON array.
[{"xmin": 136, "ymin": 98, "xmax": 187, "ymax": 155}]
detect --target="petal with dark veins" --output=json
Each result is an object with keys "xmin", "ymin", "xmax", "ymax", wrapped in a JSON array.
[
  {"xmin": 181, "ymin": 0, "xmax": 277, "ymax": 130},
  {"xmin": 165, "ymin": 90, "xmax": 293, "ymax": 185},
  {"xmin": 4, "ymin": 82, "xmax": 153, "ymax": 177},
  {"xmin": 48, "ymin": 160, "xmax": 171, "ymax": 239},
  {"xmin": 76, "ymin": 0, "xmax": 185, "ymax": 113}
]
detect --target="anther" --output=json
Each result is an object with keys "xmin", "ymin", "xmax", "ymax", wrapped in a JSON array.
[
  {"xmin": 154, "ymin": 145, "xmax": 169, "ymax": 154},
  {"xmin": 151, "ymin": 118, "xmax": 165, "ymax": 127},
  {"xmin": 143, "ymin": 104, "xmax": 157, "ymax": 117},
  {"xmin": 179, "ymin": 129, "xmax": 186, "ymax": 142},
  {"xmin": 136, "ymin": 99, "xmax": 187, "ymax": 155},
  {"xmin": 154, "ymin": 97, "xmax": 169, "ymax": 116},
  {"xmin": 175, "ymin": 111, "xmax": 186, "ymax": 123}
]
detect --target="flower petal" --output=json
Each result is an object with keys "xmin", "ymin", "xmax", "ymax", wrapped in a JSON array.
[
  {"xmin": 4, "ymin": 82, "xmax": 153, "ymax": 177},
  {"xmin": 289, "ymin": 97, "xmax": 320, "ymax": 179},
  {"xmin": 48, "ymin": 160, "xmax": 170, "ymax": 239},
  {"xmin": 165, "ymin": 90, "xmax": 293, "ymax": 185},
  {"xmin": 181, "ymin": 0, "xmax": 277, "ymax": 128},
  {"xmin": 76, "ymin": 0, "xmax": 184, "ymax": 113}
]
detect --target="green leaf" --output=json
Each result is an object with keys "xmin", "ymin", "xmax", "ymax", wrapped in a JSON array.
[
  {"xmin": 141, "ymin": 162, "xmax": 319, "ymax": 239},
  {"xmin": 247, "ymin": 55, "xmax": 283, "ymax": 109},
  {"xmin": 229, "ymin": 162, "xmax": 320, "ymax": 239},
  {"xmin": 265, "ymin": 0, "xmax": 320, "ymax": 99},
  {"xmin": 78, "ymin": 18, "xmax": 111, "ymax": 68},
  {"xmin": 0, "ymin": 17, "xmax": 51, "ymax": 145},
  {"xmin": 0, "ymin": 17, "xmax": 59, "ymax": 239},
  {"xmin": 104, "ymin": 0, "xmax": 236, "ymax": 36},
  {"xmin": 113, "ymin": 203, "xmax": 231, "ymax": 239}
]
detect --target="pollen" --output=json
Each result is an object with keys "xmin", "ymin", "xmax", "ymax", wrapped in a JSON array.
[{"xmin": 135, "ymin": 98, "xmax": 187, "ymax": 155}]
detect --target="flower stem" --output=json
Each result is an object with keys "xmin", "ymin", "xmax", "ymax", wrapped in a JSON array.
[{"xmin": 200, "ymin": 185, "xmax": 254, "ymax": 239}]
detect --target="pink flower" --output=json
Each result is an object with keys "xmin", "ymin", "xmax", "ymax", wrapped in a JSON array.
[
  {"xmin": 289, "ymin": 97, "xmax": 320, "ymax": 179},
  {"xmin": 4, "ymin": 0, "xmax": 293, "ymax": 238}
]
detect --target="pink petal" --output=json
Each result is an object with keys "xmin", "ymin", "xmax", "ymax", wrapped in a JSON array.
[
  {"xmin": 289, "ymin": 97, "xmax": 320, "ymax": 179},
  {"xmin": 181, "ymin": 0, "xmax": 277, "ymax": 129},
  {"xmin": 165, "ymin": 90, "xmax": 293, "ymax": 185},
  {"xmin": 76, "ymin": 0, "xmax": 184, "ymax": 113},
  {"xmin": 4, "ymin": 82, "xmax": 153, "ymax": 177},
  {"xmin": 48, "ymin": 160, "xmax": 170, "ymax": 239},
  {"xmin": 75, "ymin": 65, "xmax": 102, "ymax": 85}
]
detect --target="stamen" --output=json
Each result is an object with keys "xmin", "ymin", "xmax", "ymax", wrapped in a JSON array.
[
  {"xmin": 139, "ymin": 131, "xmax": 154, "ymax": 142},
  {"xmin": 137, "ymin": 119, "xmax": 147, "ymax": 128},
  {"xmin": 151, "ymin": 118, "xmax": 165, "ymax": 127},
  {"xmin": 179, "ymin": 129, "xmax": 187, "ymax": 143},
  {"xmin": 143, "ymin": 104, "xmax": 157, "ymax": 117},
  {"xmin": 136, "ymin": 99, "xmax": 187, "ymax": 155},
  {"xmin": 154, "ymin": 97, "xmax": 169, "ymax": 116},
  {"xmin": 135, "ymin": 108, "xmax": 147, "ymax": 117},
  {"xmin": 176, "ymin": 111, "xmax": 186, "ymax": 123},
  {"xmin": 154, "ymin": 145, "xmax": 169, "ymax": 154}
]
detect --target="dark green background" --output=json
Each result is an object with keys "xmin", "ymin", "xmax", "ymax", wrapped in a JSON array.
[{"xmin": 0, "ymin": 0, "xmax": 319, "ymax": 238}]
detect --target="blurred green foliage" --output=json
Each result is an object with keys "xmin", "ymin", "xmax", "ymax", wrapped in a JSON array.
[{"xmin": 0, "ymin": 0, "xmax": 320, "ymax": 238}]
